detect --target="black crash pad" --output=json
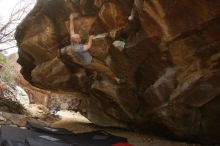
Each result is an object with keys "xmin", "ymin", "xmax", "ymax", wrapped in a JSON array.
[{"xmin": 0, "ymin": 123, "xmax": 127, "ymax": 146}]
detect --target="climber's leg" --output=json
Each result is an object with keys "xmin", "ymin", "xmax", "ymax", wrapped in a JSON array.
[{"xmin": 85, "ymin": 58, "xmax": 124, "ymax": 84}]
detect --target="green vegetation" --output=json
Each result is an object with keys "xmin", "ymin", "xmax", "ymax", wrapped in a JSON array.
[{"xmin": 0, "ymin": 53, "xmax": 15, "ymax": 83}]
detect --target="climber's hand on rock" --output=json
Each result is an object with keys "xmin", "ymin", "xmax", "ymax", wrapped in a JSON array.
[
  {"xmin": 70, "ymin": 14, "xmax": 74, "ymax": 20},
  {"xmin": 70, "ymin": 13, "xmax": 79, "ymax": 19},
  {"xmin": 89, "ymin": 35, "xmax": 94, "ymax": 40}
]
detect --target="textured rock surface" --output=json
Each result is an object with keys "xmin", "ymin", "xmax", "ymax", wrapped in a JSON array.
[
  {"xmin": 8, "ymin": 53, "xmax": 80, "ymax": 110},
  {"xmin": 0, "ymin": 80, "xmax": 27, "ymax": 114},
  {"xmin": 18, "ymin": 73, "xmax": 80, "ymax": 111},
  {"xmin": 15, "ymin": 0, "xmax": 220, "ymax": 144}
]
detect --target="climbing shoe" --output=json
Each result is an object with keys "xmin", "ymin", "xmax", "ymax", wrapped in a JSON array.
[
  {"xmin": 91, "ymin": 72, "xmax": 98, "ymax": 80},
  {"xmin": 115, "ymin": 78, "xmax": 126, "ymax": 84}
]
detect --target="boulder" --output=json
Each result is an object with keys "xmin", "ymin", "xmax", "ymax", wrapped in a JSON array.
[
  {"xmin": 15, "ymin": 0, "xmax": 220, "ymax": 144},
  {"xmin": 0, "ymin": 80, "xmax": 27, "ymax": 114}
]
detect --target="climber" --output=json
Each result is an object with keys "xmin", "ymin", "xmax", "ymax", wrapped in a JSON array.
[{"xmin": 61, "ymin": 13, "xmax": 124, "ymax": 84}]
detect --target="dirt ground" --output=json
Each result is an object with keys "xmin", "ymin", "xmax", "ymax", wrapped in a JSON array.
[{"xmin": 49, "ymin": 111, "xmax": 203, "ymax": 146}]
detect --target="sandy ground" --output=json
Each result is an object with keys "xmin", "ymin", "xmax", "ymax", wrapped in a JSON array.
[{"xmin": 48, "ymin": 110, "xmax": 203, "ymax": 146}]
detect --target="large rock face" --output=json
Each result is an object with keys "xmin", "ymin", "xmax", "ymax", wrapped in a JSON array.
[{"xmin": 15, "ymin": 0, "xmax": 220, "ymax": 144}]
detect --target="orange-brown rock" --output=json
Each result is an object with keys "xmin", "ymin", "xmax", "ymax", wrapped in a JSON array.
[
  {"xmin": 8, "ymin": 53, "xmax": 80, "ymax": 110},
  {"xmin": 15, "ymin": 0, "xmax": 220, "ymax": 144}
]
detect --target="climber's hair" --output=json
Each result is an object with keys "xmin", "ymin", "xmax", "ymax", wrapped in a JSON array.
[{"xmin": 71, "ymin": 34, "xmax": 81, "ymax": 43}]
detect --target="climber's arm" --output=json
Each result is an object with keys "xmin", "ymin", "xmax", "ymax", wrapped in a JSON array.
[
  {"xmin": 69, "ymin": 14, "xmax": 75, "ymax": 38},
  {"xmin": 83, "ymin": 35, "xmax": 94, "ymax": 51}
]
